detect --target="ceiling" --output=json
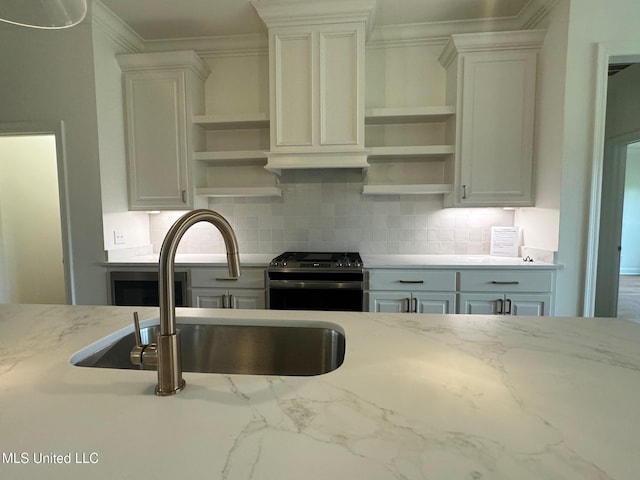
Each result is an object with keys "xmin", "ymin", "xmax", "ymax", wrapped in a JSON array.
[{"xmin": 99, "ymin": 0, "xmax": 532, "ymax": 40}]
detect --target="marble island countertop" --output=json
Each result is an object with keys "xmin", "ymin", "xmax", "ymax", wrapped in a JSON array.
[{"xmin": 1, "ymin": 304, "xmax": 637, "ymax": 479}]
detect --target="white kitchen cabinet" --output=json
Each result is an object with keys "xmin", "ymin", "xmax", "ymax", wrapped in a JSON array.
[
  {"xmin": 459, "ymin": 292, "xmax": 551, "ymax": 315},
  {"xmin": 458, "ymin": 269, "xmax": 555, "ymax": 316},
  {"xmin": 369, "ymin": 291, "xmax": 456, "ymax": 314},
  {"xmin": 189, "ymin": 267, "xmax": 266, "ymax": 310},
  {"xmin": 191, "ymin": 288, "xmax": 265, "ymax": 310},
  {"xmin": 117, "ymin": 51, "xmax": 210, "ymax": 210},
  {"xmin": 367, "ymin": 269, "xmax": 457, "ymax": 314},
  {"xmin": 439, "ymin": 31, "xmax": 545, "ymax": 207},
  {"xmin": 253, "ymin": 1, "xmax": 375, "ymax": 173}
]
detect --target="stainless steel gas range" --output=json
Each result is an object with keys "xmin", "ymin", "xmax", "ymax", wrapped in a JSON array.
[{"xmin": 266, "ymin": 252, "xmax": 364, "ymax": 311}]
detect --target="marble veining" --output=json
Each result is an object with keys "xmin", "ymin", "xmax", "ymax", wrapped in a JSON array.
[{"xmin": 0, "ymin": 305, "xmax": 639, "ymax": 479}]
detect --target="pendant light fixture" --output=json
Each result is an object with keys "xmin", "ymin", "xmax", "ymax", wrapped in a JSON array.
[{"xmin": 0, "ymin": 0, "xmax": 87, "ymax": 29}]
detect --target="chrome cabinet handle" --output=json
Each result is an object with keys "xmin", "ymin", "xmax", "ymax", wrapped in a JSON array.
[
  {"xmin": 398, "ymin": 280, "xmax": 424, "ymax": 284},
  {"xmin": 403, "ymin": 298, "xmax": 410, "ymax": 313},
  {"xmin": 490, "ymin": 281, "xmax": 520, "ymax": 285},
  {"xmin": 496, "ymin": 299, "xmax": 503, "ymax": 315},
  {"xmin": 504, "ymin": 299, "xmax": 512, "ymax": 315}
]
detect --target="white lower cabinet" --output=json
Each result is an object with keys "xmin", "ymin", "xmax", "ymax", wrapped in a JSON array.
[
  {"xmin": 458, "ymin": 269, "xmax": 555, "ymax": 316},
  {"xmin": 189, "ymin": 267, "xmax": 265, "ymax": 310},
  {"xmin": 367, "ymin": 266, "xmax": 556, "ymax": 316},
  {"xmin": 369, "ymin": 292, "xmax": 456, "ymax": 314},
  {"xmin": 459, "ymin": 293, "xmax": 551, "ymax": 316},
  {"xmin": 191, "ymin": 288, "xmax": 265, "ymax": 310},
  {"xmin": 367, "ymin": 269, "xmax": 457, "ymax": 314}
]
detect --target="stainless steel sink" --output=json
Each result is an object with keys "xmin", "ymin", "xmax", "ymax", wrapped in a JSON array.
[{"xmin": 71, "ymin": 319, "xmax": 346, "ymax": 376}]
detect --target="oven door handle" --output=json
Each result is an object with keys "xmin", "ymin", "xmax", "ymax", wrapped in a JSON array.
[{"xmin": 268, "ymin": 280, "xmax": 363, "ymax": 290}]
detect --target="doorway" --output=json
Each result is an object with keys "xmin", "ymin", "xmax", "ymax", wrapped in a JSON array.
[
  {"xmin": 586, "ymin": 46, "xmax": 640, "ymax": 317},
  {"xmin": 616, "ymin": 142, "xmax": 640, "ymax": 322},
  {"xmin": 0, "ymin": 127, "xmax": 71, "ymax": 304},
  {"xmin": 595, "ymin": 133, "xmax": 640, "ymax": 318}
]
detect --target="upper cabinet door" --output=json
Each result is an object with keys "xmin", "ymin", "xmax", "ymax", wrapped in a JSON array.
[
  {"xmin": 123, "ymin": 70, "xmax": 190, "ymax": 210},
  {"xmin": 273, "ymin": 31, "xmax": 314, "ymax": 148},
  {"xmin": 252, "ymin": 0, "xmax": 375, "ymax": 173},
  {"xmin": 439, "ymin": 30, "xmax": 545, "ymax": 207},
  {"xmin": 458, "ymin": 50, "xmax": 537, "ymax": 206},
  {"xmin": 118, "ymin": 51, "xmax": 210, "ymax": 211},
  {"xmin": 271, "ymin": 24, "xmax": 364, "ymax": 152}
]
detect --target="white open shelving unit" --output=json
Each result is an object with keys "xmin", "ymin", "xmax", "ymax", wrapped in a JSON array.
[
  {"xmin": 362, "ymin": 106, "xmax": 455, "ymax": 196},
  {"xmin": 192, "ymin": 113, "xmax": 281, "ymax": 198}
]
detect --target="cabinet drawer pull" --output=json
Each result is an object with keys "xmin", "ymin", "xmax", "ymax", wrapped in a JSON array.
[
  {"xmin": 462, "ymin": 184, "xmax": 467, "ymax": 199},
  {"xmin": 215, "ymin": 277, "xmax": 238, "ymax": 282},
  {"xmin": 504, "ymin": 298, "xmax": 512, "ymax": 315},
  {"xmin": 181, "ymin": 189, "xmax": 187, "ymax": 203},
  {"xmin": 398, "ymin": 280, "xmax": 425, "ymax": 284},
  {"xmin": 490, "ymin": 281, "xmax": 520, "ymax": 285},
  {"xmin": 496, "ymin": 298, "xmax": 503, "ymax": 314}
]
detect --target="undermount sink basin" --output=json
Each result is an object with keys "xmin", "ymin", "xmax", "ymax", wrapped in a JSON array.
[{"xmin": 71, "ymin": 317, "xmax": 346, "ymax": 376}]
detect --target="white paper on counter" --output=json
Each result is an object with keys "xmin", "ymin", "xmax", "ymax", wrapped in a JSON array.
[{"xmin": 490, "ymin": 226, "xmax": 520, "ymax": 257}]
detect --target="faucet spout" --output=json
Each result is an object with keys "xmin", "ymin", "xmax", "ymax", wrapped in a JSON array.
[{"xmin": 152, "ymin": 209, "xmax": 240, "ymax": 395}]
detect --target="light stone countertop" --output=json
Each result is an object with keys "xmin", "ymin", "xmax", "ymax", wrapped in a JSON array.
[
  {"xmin": 105, "ymin": 253, "xmax": 559, "ymax": 269},
  {"xmin": 0, "ymin": 304, "xmax": 638, "ymax": 479}
]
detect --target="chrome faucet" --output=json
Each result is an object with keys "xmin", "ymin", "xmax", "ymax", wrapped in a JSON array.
[{"xmin": 131, "ymin": 209, "xmax": 240, "ymax": 396}]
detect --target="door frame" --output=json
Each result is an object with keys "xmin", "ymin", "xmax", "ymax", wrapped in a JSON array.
[
  {"xmin": 585, "ymin": 43, "xmax": 640, "ymax": 316},
  {"xmin": 0, "ymin": 121, "xmax": 74, "ymax": 304}
]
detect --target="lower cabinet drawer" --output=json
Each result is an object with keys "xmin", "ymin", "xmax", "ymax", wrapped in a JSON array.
[
  {"xmin": 368, "ymin": 269, "xmax": 456, "ymax": 292},
  {"xmin": 190, "ymin": 267, "xmax": 265, "ymax": 289},
  {"xmin": 458, "ymin": 270, "xmax": 553, "ymax": 293}
]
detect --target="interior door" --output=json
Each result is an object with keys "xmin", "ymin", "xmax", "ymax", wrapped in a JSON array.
[{"xmin": 595, "ymin": 138, "xmax": 628, "ymax": 316}]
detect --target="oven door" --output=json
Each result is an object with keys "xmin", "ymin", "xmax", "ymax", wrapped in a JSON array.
[{"xmin": 268, "ymin": 271, "xmax": 364, "ymax": 312}]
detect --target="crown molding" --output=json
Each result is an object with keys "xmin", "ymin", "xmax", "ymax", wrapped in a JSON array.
[
  {"xmin": 95, "ymin": 0, "xmax": 558, "ymax": 56},
  {"xmin": 438, "ymin": 29, "xmax": 546, "ymax": 68},
  {"xmin": 91, "ymin": 0, "xmax": 143, "ymax": 53},
  {"xmin": 116, "ymin": 51, "xmax": 211, "ymax": 81},
  {"xmin": 143, "ymin": 33, "xmax": 268, "ymax": 58},
  {"xmin": 251, "ymin": 0, "xmax": 377, "ymax": 38}
]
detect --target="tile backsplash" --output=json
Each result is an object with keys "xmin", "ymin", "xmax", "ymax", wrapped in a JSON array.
[{"xmin": 149, "ymin": 170, "xmax": 514, "ymax": 255}]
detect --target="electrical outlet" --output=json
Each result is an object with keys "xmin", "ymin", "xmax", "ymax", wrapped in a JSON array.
[{"xmin": 113, "ymin": 230, "xmax": 126, "ymax": 245}]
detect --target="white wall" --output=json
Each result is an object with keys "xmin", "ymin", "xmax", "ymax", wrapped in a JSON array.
[
  {"xmin": 0, "ymin": 135, "xmax": 66, "ymax": 304},
  {"xmin": 0, "ymin": 11, "xmax": 106, "ymax": 304},
  {"xmin": 92, "ymin": 4, "xmax": 150, "ymax": 253},
  {"xmin": 513, "ymin": 0, "xmax": 568, "ymax": 253},
  {"xmin": 150, "ymin": 170, "xmax": 515, "ymax": 255},
  {"xmin": 553, "ymin": 0, "xmax": 640, "ymax": 315},
  {"xmin": 621, "ymin": 144, "xmax": 640, "ymax": 274}
]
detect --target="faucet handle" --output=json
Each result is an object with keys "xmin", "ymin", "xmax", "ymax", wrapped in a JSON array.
[
  {"xmin": 130, "ymin": 312, "xmax": 158, "ymax": 366},
  {"xmin": 133, "ymin": 311, "xmax": 142, "ymax": 347}
]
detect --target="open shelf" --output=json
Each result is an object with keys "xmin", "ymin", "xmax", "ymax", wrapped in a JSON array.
[
  {"xmin": 195, "ymin": 187, "xmax": 282, "ymax": 198},
  {"xmin": 368, "ymin": 145, "xmax": 455, "ymax": 159},
  {"xmin": 365, "ymin": 106, "xmax": 455, "ymax": 125},
  {"xmin": 192, "ymin": 113, "xmax": 269, "ymax": 130},
  {"xmin": 193, "ymin": 150, "xmax": 267, "ymax": 163},
  {"xmin": 362, "ymin": 184, "xmax": 453, "ymax": 196}
]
